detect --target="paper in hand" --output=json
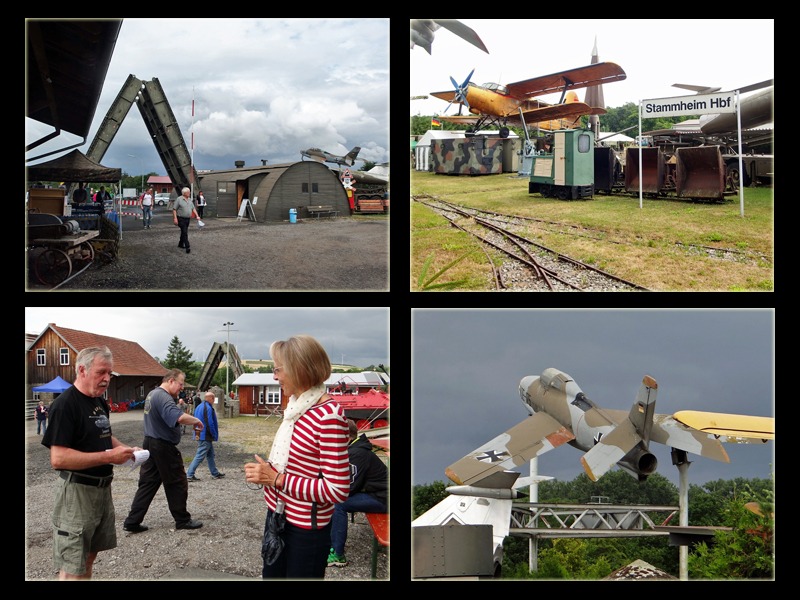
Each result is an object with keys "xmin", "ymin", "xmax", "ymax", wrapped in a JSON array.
[{"xmin": 124, "ymin": 449, "xmax": 150, "ymax": 471}]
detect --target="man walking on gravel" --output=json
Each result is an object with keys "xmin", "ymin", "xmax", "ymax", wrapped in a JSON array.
[
  {"xmin": 172, "ymin": 187, "xmax": 200, "ymax": 254},
  {"xmin": 186, "ymin": 391, "xmax": 225, "ymax": 482},
  {"xmin": 123, "ymin": 369, "xmax": 205, "ymax": 533}
]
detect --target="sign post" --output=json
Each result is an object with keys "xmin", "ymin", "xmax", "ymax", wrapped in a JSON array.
[{"xmin": 639, "ymin": 90, "xmax": 742, "ymax": 214}]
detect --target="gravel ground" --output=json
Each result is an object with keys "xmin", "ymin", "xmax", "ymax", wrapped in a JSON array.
[
  {"xmin": 25, "ymin": 410, "xmax": 389, "ymax": 581},
  {"xmin": 27, "ymin": 208, "xmax": 389, "ymax": 291}
]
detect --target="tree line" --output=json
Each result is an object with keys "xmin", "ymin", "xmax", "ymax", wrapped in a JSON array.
[{"xmin": 413, "ymin": 469, "xmax": 773, "ymax": 580}]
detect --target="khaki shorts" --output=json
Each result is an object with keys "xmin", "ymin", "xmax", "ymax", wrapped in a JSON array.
[{"xmin": 52, "ymin": 476, "xmax": 117, "ymax": 576}]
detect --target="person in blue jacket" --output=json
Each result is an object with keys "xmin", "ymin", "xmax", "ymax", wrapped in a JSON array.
[{"xmin": 186, "ymin": 391, "xmax": 225, "ymax": 481}]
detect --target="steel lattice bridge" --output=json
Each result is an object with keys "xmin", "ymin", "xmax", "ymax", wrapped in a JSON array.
[{"xmin": 509, "ymin": 502, "xmax": 679, "ymax": 539}]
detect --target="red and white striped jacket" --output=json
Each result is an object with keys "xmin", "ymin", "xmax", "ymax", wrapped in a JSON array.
[{"xmin": 262, "ymin": 399, "xmax": 350, "ymax": 529}]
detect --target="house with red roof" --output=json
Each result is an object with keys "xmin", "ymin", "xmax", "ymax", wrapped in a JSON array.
[{"xmin": 26, "ymin": 323, "xmax": 168, "ymax": 408}]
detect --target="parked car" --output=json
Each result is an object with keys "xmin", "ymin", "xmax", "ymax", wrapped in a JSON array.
[{"xmin": 154, "ymin": 193, "xmax": 171, "ymax": 206}]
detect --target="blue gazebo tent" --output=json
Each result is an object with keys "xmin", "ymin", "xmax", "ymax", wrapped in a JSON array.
[{"xmin": 32, "ymin": 375, "xmax": 72, "ymax": 393}]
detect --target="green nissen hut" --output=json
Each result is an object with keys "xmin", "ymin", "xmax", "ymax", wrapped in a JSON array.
[{"xmin": 198, "ymin": 161, "xmax": 350, "ymax": 222}]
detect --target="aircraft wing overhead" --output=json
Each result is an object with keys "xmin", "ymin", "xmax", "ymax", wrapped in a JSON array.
[
  {"xmin": 434, "ymin": 19, "xmax": 489, "ymax": 54},
  {"xmin": 506, "ymin": 62, "xmax": 626, "ymax": 99},
  {"xmin": 445, "ymin": 411, "xmax": 574, "ymax": 488}
]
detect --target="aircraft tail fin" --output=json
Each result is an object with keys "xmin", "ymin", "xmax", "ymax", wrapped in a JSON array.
[
  {"xmin": 580, "ymin": 375, "xmax": 658, "ymax": 482},
  {"xmin": 345, "ymin": 147, "xmax": 361, "ymax": 165},
  {"xmin": 629, "ymin": 375, "xmax": 657, "ymax": 446}
]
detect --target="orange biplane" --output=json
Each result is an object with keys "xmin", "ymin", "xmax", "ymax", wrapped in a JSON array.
[{"xmin": 431, "ymin": 62, "xmax": 626, "ymax": 137}]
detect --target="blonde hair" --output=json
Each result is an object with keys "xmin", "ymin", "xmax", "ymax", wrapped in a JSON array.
[{"xmin": 269, "ymin": 335, "xmax": 331, "ymax": 391}]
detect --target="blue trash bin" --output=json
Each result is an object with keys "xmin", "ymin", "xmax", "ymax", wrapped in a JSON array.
[{"xmin": 289, "ymin": 208, "xmax": 297, "ymax": 224}]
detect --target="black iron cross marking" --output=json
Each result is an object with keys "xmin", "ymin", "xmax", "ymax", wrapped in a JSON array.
[{"xmin": 476, "ymin": 450, "xmax": 510, "ymax": 463}]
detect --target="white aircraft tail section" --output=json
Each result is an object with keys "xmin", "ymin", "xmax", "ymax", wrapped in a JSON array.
[{"xmin": 412, "ymin": 492, "xmax": 513, "ymax": 564}]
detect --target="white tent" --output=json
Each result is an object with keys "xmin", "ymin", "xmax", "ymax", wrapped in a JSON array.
[
  {"xmin": 597, "ymin": 131, "xmax": 635, "ymax": 144},
  {"xmin": 414, "ymin": 130, "xmax": 464, "ymax": 171}
]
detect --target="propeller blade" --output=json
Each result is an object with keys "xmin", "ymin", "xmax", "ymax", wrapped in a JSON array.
[{"xmin": 443, "ymin": 69, "xmax": 476, "ymax": 115}]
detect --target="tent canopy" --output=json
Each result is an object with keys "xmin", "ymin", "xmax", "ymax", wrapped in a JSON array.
[
  {"xmin": 32, "ymin": 375, "xmax": 73, "ymax": 393},
  {"xmin": 26, "ymin": 149, "xmax": 122, "ymax": 183}
]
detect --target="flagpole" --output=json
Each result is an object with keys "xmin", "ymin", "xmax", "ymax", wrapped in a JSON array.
[{"xmin": 190, "ymin": 88, "xmax": 195, "ymax": 199}]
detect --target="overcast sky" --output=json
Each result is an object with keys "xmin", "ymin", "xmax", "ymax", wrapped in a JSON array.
[
  {"xmin": 26, "ymin": 18, "xmax": 389, "ymax": 176},
  {"xmin": 25, "ymin": 307, "xmax": 389, "ymax": 370},
  {"xmin": 411, "ymin": 19, "xmax": 774, "ymax": 123},
  {"xmin": 413, "ymin": 309, "xmax": 774, "ymax": 489}
]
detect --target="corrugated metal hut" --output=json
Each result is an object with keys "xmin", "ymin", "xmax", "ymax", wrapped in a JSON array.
[{"xmin": 198, "ymin": 161, "xmax": 350, "ymax": 222}]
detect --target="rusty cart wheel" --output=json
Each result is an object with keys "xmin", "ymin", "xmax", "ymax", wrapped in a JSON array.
[{"xmin": 34, "ymin": 248, "xmax": 72, "ymax": 286}]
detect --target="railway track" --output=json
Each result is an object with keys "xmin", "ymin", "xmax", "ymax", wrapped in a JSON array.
[{"xmin": 414, "ymin": 195, "xmax": 650, "ymax": 292}]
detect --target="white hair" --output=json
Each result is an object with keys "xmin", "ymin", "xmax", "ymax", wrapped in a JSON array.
[{"xmin": 182, "ymin": 187, "xmax": 190, "ymax": 194}]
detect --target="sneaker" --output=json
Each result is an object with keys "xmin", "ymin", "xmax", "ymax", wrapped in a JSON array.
[
  {"xmin": 187, "ymin": 475, "xmax": 201, "ymax": 482},
  {"xmin": 327, "ymin": 548, "xmax": 348, "ymax": 567},
  {"xmin": 212, "ymin": 473, "xmax": 225, "ymax": 479}
]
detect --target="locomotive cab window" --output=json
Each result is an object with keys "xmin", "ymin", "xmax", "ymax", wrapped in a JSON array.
[{"xmin": 578, "ymin": 133, "xmax": 591, "ymax": 153}]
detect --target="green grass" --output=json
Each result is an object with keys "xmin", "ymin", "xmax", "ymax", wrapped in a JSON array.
[{"xmin": 411, "ymin": 170, "xmax": 773, "ymax": 291}]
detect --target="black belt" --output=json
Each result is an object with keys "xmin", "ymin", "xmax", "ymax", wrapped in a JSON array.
[{"xmin": 60, "ymin": 470, "xmax": 113, "ymax": 488}]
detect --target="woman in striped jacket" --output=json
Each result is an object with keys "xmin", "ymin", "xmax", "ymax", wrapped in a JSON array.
[{"xmin": 245, "ymin": 335, "xmax": 350, "ymax": 579}]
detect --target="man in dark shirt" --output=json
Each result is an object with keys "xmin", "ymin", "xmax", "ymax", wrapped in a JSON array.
[
  {"xmin": 327, "ymin": 419, "xmax": 388, "ymax": 567},
  {"xmin": 42, "ymin": 346, "xmax": 138, "ymax": 580},
  {"xmin": 123, "ymin": 369, "xmax": 205, "ymax": 532}
]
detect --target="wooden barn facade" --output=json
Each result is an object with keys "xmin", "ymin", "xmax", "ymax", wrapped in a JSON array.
[
  {"xmin": 198, "ymin": 160, "xmax": 350, "ymax": 222},
  {"xmin": 26, "ymin": 323, "xmax": 168, "ymax": 408}
]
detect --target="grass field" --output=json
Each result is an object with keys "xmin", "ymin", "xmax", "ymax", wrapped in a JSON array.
[{"xmin": 411, "ymin": 170, "xmax": 773, "ymax": 291}]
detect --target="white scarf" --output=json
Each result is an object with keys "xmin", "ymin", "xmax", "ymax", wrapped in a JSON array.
[{"xmin": 268, "ymin": 384, "xmax": 326, "ymax": 473}]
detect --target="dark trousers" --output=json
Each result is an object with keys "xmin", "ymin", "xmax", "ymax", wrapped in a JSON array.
[
  {"xmin": 261, "ymin": 513, "xmax": 331, "ymax": 579},
  {"xmin": 197, "ymin": 205, "xmax": 204, "ymax": 219},
  {"xmin": 177, "ymin": 216, "xmax": 191, "ymax": 249},
  {"xmin": 124, "ymin": 436, "xmax": 192, "ymax": 527}
]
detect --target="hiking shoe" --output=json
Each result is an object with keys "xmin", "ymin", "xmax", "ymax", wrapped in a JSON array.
[
  {"xmin": 212, "ymin": 473, "xmax": 225, "ymax": 479},
  {"xmin": 327, "ymin": 548, "xmax": 348, "ymax": 567},
  {"xmin": 187, "ymin": 475, "xmax": 201, "ymax": 482}
]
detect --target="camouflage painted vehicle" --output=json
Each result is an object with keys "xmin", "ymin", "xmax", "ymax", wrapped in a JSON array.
[{"xmin": 431, "ymin": 137, "xmax": 503, "ymax": 175}]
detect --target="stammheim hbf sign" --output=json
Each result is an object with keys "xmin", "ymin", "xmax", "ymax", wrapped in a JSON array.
[{"xmin": 642, "ymin": 92, "xmax": 737, "ymax": 118}]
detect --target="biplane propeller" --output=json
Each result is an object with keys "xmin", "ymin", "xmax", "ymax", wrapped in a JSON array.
[{"xmin": 442, "ymin": 69, "xmax": 475, "ymax": 116}]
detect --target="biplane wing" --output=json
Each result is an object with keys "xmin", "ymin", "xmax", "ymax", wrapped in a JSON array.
[
  {"xmin": 506, "ymin": 62, "xmax": 626, "ymax": 98},
  {"xmin": 439, "ymin": 101, "xmax": 604, "ymax": 128}
]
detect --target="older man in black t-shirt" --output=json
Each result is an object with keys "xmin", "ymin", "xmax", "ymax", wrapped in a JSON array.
[{"xmin": 42, "ymin": 346, "xmax": 138, "ymax": 580}]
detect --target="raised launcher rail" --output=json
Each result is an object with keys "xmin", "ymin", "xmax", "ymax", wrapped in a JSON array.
[{"xmin": 196, "ymin": 342, "xmax": 244, "ymax": 393}]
